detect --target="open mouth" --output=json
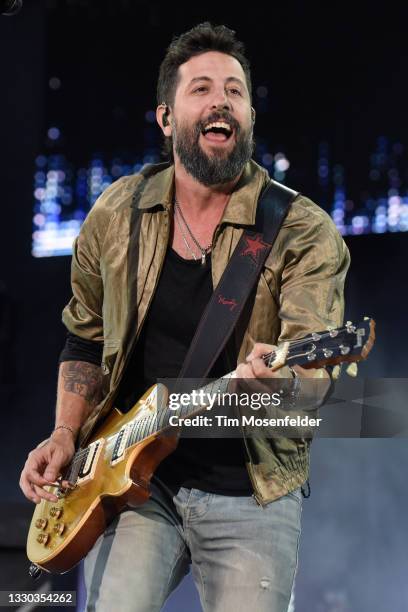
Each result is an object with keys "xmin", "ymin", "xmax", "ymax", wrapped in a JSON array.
[{"xmin": 201, "ymin": 121, "xmax": 234, "ymax": 143}]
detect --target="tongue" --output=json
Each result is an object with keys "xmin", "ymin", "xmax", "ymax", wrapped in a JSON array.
[{"xmin": 204, "ymin": 131, "xmax": 228, "ymax": 142}]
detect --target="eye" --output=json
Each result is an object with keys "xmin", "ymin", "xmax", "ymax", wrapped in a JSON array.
[
  {"xmin": 228, "ymin": 88, "xmax": 242, "ymax": 96},
  {"xmin": 193, "ymin": 86, "xmax": 208, "ymax": 93}
]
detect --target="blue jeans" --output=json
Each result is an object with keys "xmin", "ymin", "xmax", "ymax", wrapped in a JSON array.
[{"xmin": 83, "ymin": 478, "xmax": 302, "ymax": 612}]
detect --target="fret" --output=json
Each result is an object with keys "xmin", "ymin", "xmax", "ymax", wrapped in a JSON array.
[
  {"xmin": 133, "ymin": 420, "xmax": 142, "ymax": 444},
  {"xmin": 156, "ymin": 406, "xmax": 167, "ymax": 430},
  {"xmin": 148, "ymin": 413, "xmax": 158, "ymax": 436},
  {"xmin": 131, "ymin": 421, "xmax": 139, "ymax": 444},
  {"xmin": 118, "ymin": 318, "xmax": 375, "ymax": 448},
  {"xmin": 137, "ymin": 418, "xmax": 145, "ymax": 440},
  {"xmin": 140, "ymin": 417, "xmax": 149, "ymax": 440},
  {"xmin": 128, "ymin": 422, "xmax": 137, "ymax": 447},
  {"xmin": 134, "ymin": 418, "xmax": 141, "ymax": 441}
]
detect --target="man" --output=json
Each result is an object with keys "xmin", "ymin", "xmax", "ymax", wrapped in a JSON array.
[{"xmin": 20, "ymin": 23, "xmax": 350, "ymax": 612}]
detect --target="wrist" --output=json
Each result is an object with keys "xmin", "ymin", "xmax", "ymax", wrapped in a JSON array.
[{"xmin": 51, "ymin": 424, "xmax": 77, "ymax": 441}]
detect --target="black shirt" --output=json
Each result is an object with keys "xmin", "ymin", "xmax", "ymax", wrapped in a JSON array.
[{"xmin": 60, "ymin": 247, "xmax": 252, "ymax": 496}]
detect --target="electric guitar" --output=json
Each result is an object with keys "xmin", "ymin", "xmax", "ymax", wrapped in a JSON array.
[{"xmin": 27, "ymin": 318, "xmax": 375, "ymax": 576}]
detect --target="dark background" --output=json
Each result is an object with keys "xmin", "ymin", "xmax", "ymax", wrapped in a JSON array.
[{"xmin": 0, "ymin": 2, "xmax": 407, "ymax": 611}]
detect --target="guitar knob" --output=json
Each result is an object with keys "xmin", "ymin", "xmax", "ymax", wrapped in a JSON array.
[
  {"xmin": 36, "ymin": 533, "xmax": 49, "ymax": 545},
  {"xmin": 332, "ymin": 365, "xmax": 341, "ymax": 380},
  {"xmin": 346, "ymin": 363, "xmax": 358, "ymax": 377},
  {"xmin": 35, "ymin": 518, "xmax": 48, "ymax": 530},
  {"xmin": 53, "ymin": 522, "xmax": 65, "ymax": 536},
  {"xmin": 49, "ymin": 507, "xmax": 62, "ymax": 518}
]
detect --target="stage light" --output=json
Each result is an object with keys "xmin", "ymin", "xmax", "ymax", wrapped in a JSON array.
[
  {"xmin": 256, "ymin": 86, "xmax": 268, "ymax": 98},
  {"xmin": 49, "ymin": 77, "xmax": 61, "ymax": 90},
  {"xmin": 145, "ymin": 110, "xmax": 156, "ymax": 123},
  {"xmin": 47, "ymin": 127, "xmax": 60, "ymax": 140}
]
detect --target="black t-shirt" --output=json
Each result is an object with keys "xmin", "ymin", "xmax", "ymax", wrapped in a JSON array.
[{"xmin": 60, "ymin": 247, "xmax": 252, "ymax": 496}]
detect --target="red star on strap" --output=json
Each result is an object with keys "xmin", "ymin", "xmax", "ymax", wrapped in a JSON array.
[{"xmin": 241, "ymin": 233, "xmax": 269, "ymax": 263}]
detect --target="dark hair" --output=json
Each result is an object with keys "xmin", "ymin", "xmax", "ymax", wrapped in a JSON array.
[{"xmin": 157, "ymin": 22, "xmax": 252, "ymax": 159}]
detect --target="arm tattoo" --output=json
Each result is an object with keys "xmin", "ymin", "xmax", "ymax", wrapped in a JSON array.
[{"xmin": 61, "ymin": 361, "xmax": 103, "ymax": 407}]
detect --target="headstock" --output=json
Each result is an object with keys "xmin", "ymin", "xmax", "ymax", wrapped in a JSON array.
[{"xmin": 268, "ymin": 318, "xmax": 375, "ymax": 374}]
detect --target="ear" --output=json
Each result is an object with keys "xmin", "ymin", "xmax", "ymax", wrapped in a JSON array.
[{"xmin": 156, "ymin": 104, "xmax": 173, "ymax": 136}]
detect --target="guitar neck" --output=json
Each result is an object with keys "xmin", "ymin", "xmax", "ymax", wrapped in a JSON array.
[{"xmin": 67, "ymin": 318, "xmax": 375, "ymax": 472}]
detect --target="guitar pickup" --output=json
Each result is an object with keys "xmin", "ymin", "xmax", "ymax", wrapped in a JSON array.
[
  {"xmin": 111, "ymin": 422, "xmax": 134, "ymax": 466},
  {"xmin": 76, "ymin": 438, "xmax": 104, "ymax": 486}
]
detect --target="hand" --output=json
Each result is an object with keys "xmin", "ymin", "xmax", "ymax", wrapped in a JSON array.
[
  {"xmin": 236, "ymin": 343, "xmax": 287, "ymax": 380},
  {"xmin": 236, "ymin": 342, "xmax": 330, "ymax": 380},
  {"xmin": 234, "ymin": 343, "xmax": 290, "ymax": 397},
  {"xmin": 19, "ymin": 429, "xmax": 75, "ymax": 504},
  {"xmin": 235, "ymin": 342, "xmax": 331, "ymax": 402}
]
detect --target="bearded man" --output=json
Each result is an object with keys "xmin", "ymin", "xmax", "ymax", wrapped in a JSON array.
[{"xmin": 20, "ymin": 22, "xmax": 350, "ymax": 612}]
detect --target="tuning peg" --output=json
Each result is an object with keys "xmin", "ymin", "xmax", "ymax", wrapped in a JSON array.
[
  {"xmin": 346, "ymin": 363, "xmax": 358, "ymax": 377},
  {"xmin": 332, "ymin": 365, "xmax": 341, "ymax": 380},
  {"xmin": 364, "ymin": 316, "xmax": 370, "ymax": 321}
]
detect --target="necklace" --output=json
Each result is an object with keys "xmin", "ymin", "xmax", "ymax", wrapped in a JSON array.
[{"xmin": 174, "ymin": 200, "xmax": 212, "ymax": 265}]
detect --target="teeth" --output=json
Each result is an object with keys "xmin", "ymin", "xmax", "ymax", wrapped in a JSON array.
[{"xmin": 203, "ymin": 121, "xmax": 232, "ymax": 134}]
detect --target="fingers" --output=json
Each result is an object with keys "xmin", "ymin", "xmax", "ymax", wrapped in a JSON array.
[
  {"xmin": 20, "ymin": 464, "xmax": 59, "ymax": 504},
  {"xmin": 20, "ymin": 470, "xmax": 53, "ymax": 504},
  {"xmin": 32, "ymin": 483, "xmax": 58, "ymax": 504},
  {"xmin": 43, "ymin": 462, "xmax": 61, "ymax": 484},
  {"xmin": 19, "ymin": 472, "xmax": 41, "ymax": 504},
  {"xmin": 246, "ymin": 342, "xmax": 277, "ymax": 362},
  {"xmin": 236, "ymin": 362, "xmax": 255, "ymax": 379},
  {"xmin": 19, "ymin": 447, "xmax": 62, "ymax": 504},
  {"xmin": 43, "ymin": 441, "xmax": 72, "ymax": 482},
  {"xmin": 236, "ymin": 358, "xmax": 281, "ymax": 380}
]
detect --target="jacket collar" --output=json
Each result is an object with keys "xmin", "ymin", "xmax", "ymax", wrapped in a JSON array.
[{"xmin": 135, "ymin": 159, "xmax": 268, "ymax": 227}]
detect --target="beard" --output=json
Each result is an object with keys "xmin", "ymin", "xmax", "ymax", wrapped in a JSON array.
[{"xmin": 172, "ymin": 111, "xmax": 255, "ymax": 187}]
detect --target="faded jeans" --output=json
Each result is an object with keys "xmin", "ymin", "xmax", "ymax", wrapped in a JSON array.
[{"xmin": 83, "ymin": 478, "xmax": 301, "ymax": 612}]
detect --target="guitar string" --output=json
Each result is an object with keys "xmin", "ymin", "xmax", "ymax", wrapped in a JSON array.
[
  {"xmin": 61, "ymin": 336, "xmax": 350, "ymax": 473},
  {"xmin": 60, "ymin": 324, "xmax": 358, "ymax": 475}
]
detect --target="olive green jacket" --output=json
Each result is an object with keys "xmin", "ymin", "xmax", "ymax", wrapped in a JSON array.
[{"xmin": 62, "ymin": 160, "xmax": 350, "ymax": 505}]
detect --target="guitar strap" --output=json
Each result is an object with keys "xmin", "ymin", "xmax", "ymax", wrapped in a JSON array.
[{"xmin": 178, "ymin": 178, "xmax": 299, "ymax": 383}]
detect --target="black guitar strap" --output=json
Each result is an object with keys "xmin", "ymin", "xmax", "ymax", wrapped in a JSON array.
[{"xmin": 178, "ymin": 179, "xmax": 299, "ymax": 383}]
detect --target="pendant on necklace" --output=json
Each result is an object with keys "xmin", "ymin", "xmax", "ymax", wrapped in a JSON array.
[{"xmin": 201, "ymin": 250, "xmax": 206, "ymax": 265}]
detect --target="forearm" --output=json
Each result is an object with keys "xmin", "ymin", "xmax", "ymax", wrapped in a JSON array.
[{"xmin": 55, "ymin": 360, "xmax": 103, "ymax": 439}]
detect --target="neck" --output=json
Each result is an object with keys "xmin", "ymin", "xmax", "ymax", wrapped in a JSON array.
[{"xmin": 174, "ymin": 155, "xmax": 243, "ymax": 216}]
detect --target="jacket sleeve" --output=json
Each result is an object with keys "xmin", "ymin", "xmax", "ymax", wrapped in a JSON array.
[
  {"xmin": 277, "ymin": 202, "xmax": 351, "ymax": 343},
  {"xmin": 61, "ymin": 177, "xmax": 128, "ymax": 342}
]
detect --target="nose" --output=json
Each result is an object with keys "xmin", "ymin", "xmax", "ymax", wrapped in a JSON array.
[{"xmin": 210, "ymin": 88, "xmax": 232, "ymax": 111}]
